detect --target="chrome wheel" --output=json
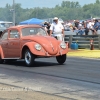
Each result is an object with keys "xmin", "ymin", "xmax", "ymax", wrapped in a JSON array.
[
  {"xmin": 24, "ymin": 49, "xmax": 35, "ymax": 66},
  {"xmin": 25, "ymin": 51, "xmax": 31, "ymax": 65}
]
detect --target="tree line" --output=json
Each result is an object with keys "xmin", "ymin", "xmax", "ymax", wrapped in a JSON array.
[{"xmin": 0, "ymin": 0, "xmax": 100, "ymax": 24}]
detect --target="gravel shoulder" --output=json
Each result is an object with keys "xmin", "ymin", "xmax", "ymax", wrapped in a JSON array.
[{"xmin": 0, "ymin": 84, "xmax": 68, "ymax": 100}]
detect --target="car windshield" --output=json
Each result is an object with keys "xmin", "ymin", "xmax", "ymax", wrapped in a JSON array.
[{"xmin": 22, "ymin": 27, "xmax": 47, "ymax": 36}]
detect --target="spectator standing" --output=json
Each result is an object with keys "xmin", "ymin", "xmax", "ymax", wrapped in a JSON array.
[
  {"xmin": 98, "ymin": 19, "xmax": 100, "ymax": 30},
  {"xmin": 0, "ymin": 31, "xmax": 2, "ymax": 37},
  {"xmin": 93, "ymin": 19, "xmax": 99, "ymax": 35},
  {"xmin": 77, "ymin": 22, "xmax": 85, "ymax": 35},
  {"xmin": 49, "ymin": 17, "xmax": 64, "ymax": 41},
  {"xmin": 85, "ymin": 20, "xmax": 90, "ymax": 35},
  {"xmin": 44, "ymin": 21, "xmax": 51, "ymax": 35},
  {"xmin": 73, "ymin": 20, "xmax": 79, "ymax": 34},
  {"xmin": 74, "ymin": 20, "xmax": 79, "ymax": 29}
]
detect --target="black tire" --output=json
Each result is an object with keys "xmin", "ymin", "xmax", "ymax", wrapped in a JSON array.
[
  {"xmin": 4, "ymin": 59, "xmax": 16, "ymax": 64},
  {"xmin": 56, "ymin": 54, "xmax": 66, "ymax": 64},
  {"xmin": 0, "ymin": 56, "xmax": 3, "ymax": 64},
  {"xmin": 24, "ymin": 49, "xmax": 35, "ymax": 67}
]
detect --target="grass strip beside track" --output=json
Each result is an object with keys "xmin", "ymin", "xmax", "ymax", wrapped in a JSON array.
[{"xmin": 68, "ymin": 49, "xmax": 100, "ymax": 59}]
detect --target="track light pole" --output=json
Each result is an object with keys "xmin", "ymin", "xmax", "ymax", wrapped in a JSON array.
[{"xmin": 13, "ymin": 0, "xmax": 15, "ymax": 26}]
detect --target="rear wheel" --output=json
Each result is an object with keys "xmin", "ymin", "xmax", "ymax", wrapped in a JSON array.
[
  {"xmin": 4, "ymin": 59, "xmax": 16, "ymax": 63},
  {"xmin": 0, "ymin": 56, "xmax": 3, "ymax": 64},
  {"xmin": 24, "ymin": 49, "xmax": 35, "ymax": 67},
  {"xmin": 56, "ymin": 54, "xmax": 66, "ymax": 64}
]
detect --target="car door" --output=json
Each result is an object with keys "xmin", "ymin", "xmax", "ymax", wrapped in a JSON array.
[
  {"xmin": 7, "ymin": 29, "xmax": 21, "ymax": 58},
  {"xmin": 0, "ymin": 30, "xmax": 9, "ymax": 58}
]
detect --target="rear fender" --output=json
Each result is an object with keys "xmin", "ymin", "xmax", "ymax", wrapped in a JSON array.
[{"xmin": 0, "ymin": 46, "xmax": 4, "ymax": 59}]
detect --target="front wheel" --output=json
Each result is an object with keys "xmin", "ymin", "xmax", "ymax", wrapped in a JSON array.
[
  {"xmin": 24, "ymin": 49, "xmax": 35, "ymax": 67},
  {"xmin": 56, "ymin": 54, "xmax": 66, "ymax": 64}
]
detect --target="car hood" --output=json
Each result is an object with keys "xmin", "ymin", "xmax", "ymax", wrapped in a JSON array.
[{"xmin": 22, "ymin": 35, "xmax": 60, "ymax": 55}]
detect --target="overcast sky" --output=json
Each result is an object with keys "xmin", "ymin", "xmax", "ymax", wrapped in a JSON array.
[{"xmin": 0, "ymin": 0, "xmax": 96, "ymax": 8}]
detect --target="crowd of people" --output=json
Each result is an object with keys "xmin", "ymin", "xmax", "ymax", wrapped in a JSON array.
[
  {"xmin": 65, "ymin": 18, "xmax": 100, "ymax": 35},
  {"xmin": 43, "ymin": 17, "xmax": 100, "ymax": 36}
]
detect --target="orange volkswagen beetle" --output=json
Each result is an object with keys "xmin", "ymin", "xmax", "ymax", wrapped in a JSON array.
[{"xmin": 0, "ymin": 25, "xmax": 68, "ymax": 66}]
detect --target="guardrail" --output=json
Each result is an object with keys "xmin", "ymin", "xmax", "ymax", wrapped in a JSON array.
[{"xmin": 64, "ymin": 35, "xmax": 100, "ymax": 49}]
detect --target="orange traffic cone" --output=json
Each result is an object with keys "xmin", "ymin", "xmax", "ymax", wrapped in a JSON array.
[{"xmin": 90, "ymin": 39, "xmax": 94, "ymax": 50}]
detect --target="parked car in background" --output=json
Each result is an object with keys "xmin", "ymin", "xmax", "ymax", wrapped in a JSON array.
[
  {"xmin": 0, "ymin": 21, "xmax": 13, "ymax": 31},
  {"xmin": 0, "ymin": 25, "xmax": 68, "ymax": 66}
]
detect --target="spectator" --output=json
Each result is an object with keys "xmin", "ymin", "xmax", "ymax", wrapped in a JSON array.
[
  {"xmin": 44, "ymin": 21, "xmax": 51, "ymax": 35},
  {"xmin": 84, "ymin": 20, "xmax": 90, "ymax": 35},
  {"xmin": 47, "ymin": 22, "xmax": 51, "ymax": 34},
  {"xmin": 0, "ymin": 31, "xmax": 3, "ymax": 37},
  {"xmin": 49, "ymin": 17, "xmax": 64, "ymax": 41},
  {"xmin": 92, "ymin": 19, "xmax": 99, "ymax": 35},
  {"xmin": 98, "ymin": 19, "xmax": 100, "ymax": 30},
  {"xmin": 77, "ymin": 22, "xmax": 85, "ymax": 35},
  {"xmin": 74, "ymin": 20, "xmax": 79, "ymax": 29}
]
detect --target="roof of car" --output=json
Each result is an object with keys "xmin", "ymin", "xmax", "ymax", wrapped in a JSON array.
[{"xmin": 8, "ymin": 24, "xmax": 42, "ymax": 29}]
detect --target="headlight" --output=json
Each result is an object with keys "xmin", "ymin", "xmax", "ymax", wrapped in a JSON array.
[
  {"xmin": 60, "ymin": 42, "xmax": 66, "ymax": 49},
  {"xmin": 35, "ymin": 44, "xmax": 41, "ymax": 51}
]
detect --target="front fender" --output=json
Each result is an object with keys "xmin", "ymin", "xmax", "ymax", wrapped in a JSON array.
[
  {"xmin": 21, "ymin": 42, "xmax": 69, "ymax": 58},
  {"xmin": 21, "ymin": 42, "xmax": 46, "ymax": 57}
]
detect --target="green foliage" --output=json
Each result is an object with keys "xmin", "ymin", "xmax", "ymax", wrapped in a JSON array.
[
  {"xmin": 0, "ymin": 0, "xmax": 100, "ymax": 23},
  {"xmin": 96, "ymin": 0, "xmax": 100, "ymax": 4},
  {"xmin": 61, "ymin": 1, "xmax": 81, "ymax": 8}
]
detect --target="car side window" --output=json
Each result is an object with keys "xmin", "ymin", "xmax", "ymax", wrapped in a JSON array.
[
  {"xmin": 9, "ymin": 30, "xmax": 20, "ymax": 38},
  {"xmin": 22, "ymin": 28, "xmax": 36, "ymax": 36},
  {"xmin": 22, "ymin": 28, "xmax": 47, "ymax": 36},
  {"xmin": 1, "ymin": 31, "xmax": 8, "ymax": 40}
]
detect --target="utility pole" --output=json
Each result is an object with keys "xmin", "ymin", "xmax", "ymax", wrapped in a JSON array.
[{"xmin": 13, "ymin": 0, "xmax": 15, "ymax": 26}]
